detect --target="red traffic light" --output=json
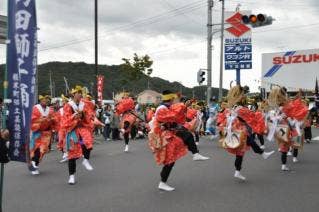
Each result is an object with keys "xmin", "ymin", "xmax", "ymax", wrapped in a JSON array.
[
  {"xmin": 249, "ymin": 15, "xmax": 257, "ymax": 23},
  {"xmin": 241, "ymin": 13, "xmax": 274, "ymax": 27}
]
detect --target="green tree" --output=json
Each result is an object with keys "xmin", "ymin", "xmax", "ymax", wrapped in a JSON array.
[{"xmin": 121, "ymin": 53, "xmax": 153, "ymax": 80}]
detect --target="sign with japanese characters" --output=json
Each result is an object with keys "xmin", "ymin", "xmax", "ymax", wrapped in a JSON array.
[
  {"xmin": 224, "ymin": 11, "xmax": 252, "ymax": 70},
  {"xmin": 97, "ymin": 75, "xmax": 104, "ymax": 103},
  {"xmin": 7, "ymin": 0, "xmax": 37, "ymax": 162}
]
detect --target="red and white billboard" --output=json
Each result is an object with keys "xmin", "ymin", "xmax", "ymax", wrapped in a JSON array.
[{"xmin": 262, "ymin": 48, "xmax": 319, "ymax": 91}]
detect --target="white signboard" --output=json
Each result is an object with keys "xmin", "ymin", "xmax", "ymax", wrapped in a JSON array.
[{"xmin": 262, "ymin": 48, "xmax": 319, "ymax": 91}]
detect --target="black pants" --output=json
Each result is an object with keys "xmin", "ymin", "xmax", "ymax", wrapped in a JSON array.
[
  {"xmin": 256, "ymin": 134, "xmax": 264, "ymax": 146},
  {"xmin": 161, "ymin": 163, "xmax": 175, "ymax": 182},
  {"xmin": 124, "ymin": 132, "xmax": 130, "ymax": 145},
  {"xmin": 68, "ymin": 146, "xmax": 92, "ymax": 175},
  {"xmin": 281, "ymin": 149, "xmax": 298, "ymax": 164},
  {"xmin": 131, "ymin": 125, "xmax": 137, "ymax": 140},
  {"xmin": 81, "ymin": 145, "xmax": 91, "ymax": 160},
  {"xmin": 176, "ymin": 128, "xmax": 199, "ymax": 154},
  {"xmin": 103, "ymin": 124, "xmax": 111, "ymax": 140},
  {"xmin": 235, "ymin": 155, "xmax": 243, "ymax": 171},
  {"xmin": 112, "ymin": 128, "xmax": 120, "ymax": 140},
  {"xmin": 32, "ymin": 148, "xmax": 41, "ymax": 166},
  {"xmin": 159, "ymin": 128, "xmax": 199, "ymax": 183},
  {"xmin": 68, "ymin": 158, "xmax": 77, "ymax": 175},
  {"xmin": 304, "ymin": 127, "xmax": 312, "ymax": 140},
  {"xmin": 247, "ymin": 134, "xmax": 264, "ymax": 155},
  {"xmin": 195, "ymin": 132, "xmax": 199, "ymax": 143},
  {"xmin": 293, "ymin": 148, "xmax": 298, "ymax": 157},
  {"xmin": 233, "ymin": 135, "xmax": 263, "ymax": 171}
]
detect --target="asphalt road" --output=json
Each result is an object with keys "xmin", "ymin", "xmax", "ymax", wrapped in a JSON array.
[{"xmin": 2, "ymin": 128, "xmax": 319, "ymax": 212}]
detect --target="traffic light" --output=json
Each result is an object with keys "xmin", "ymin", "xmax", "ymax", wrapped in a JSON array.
[
  {"xmin": 241, "ymin": 14, "xmax": 274, "ymax": 27},
  {"xmin": 197, "ymin": 70, "xmax": 206, "ymax": 85},
  {"xmin": 147, "ymin": 68, "xmax": 153, "ymax": 76}
]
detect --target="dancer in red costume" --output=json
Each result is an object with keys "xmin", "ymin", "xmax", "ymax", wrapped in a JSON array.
[
  {"xmin": 30, "ymin": 95, "xmax": 54, "ymax": 175},
  {"xmin": 116, "ymin": 97, "xmax": 138, "ymax": 152},
  {"xmin": 55, "ymin": 94, "xmax": 69, "ymax": 163},
  {"xmin": 267, "ymin": 87, "xmax": 308, "ymax": 171},
  {"xmin": 148, "ymin": 90, "xmax": 209, "ymax": 191},
  {"xmin": 61, "ymin": 86, "xmax": 95, "ymax": 185},
  {"xmin": 218, "ymin": 85, "xmax": 274, "ymax": 181}
]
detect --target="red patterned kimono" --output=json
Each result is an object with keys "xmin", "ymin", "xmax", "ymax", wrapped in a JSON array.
[
  {"xmin": 277, "ymin": 98, "xmax": 308, "ymax": 152},
  {"xmin": 219, "ymin": 106, "xmax": 266, "ymax": 156},
  {"xmin": 55, "ymin": 108, "xmax": 66, "ymax": 151},
  {"xmin": 62, "ymin": 101, "xmax": 84, "ymax": 159},
  {"xmin": 30, "ymin": 104, "xmax": 54, "ymax": 160},
  {"xmin": 117, "ymin": 98, "xmax": 137, "ymax": 133},
  {"xmin": 216, "ymin": 108, "xmax": 230, "ymax": 132},
  {"xmin": 183, "ymin": 108, "xmax": 198, "ymax": 132},
  {"xmin": 148, "ymin": 103, "xmax": 188, "ymax": 165},
  {"xmin": 80, "ymin": 99, "xmax": 95, "ymax": 149},
  {"xmin": 146, "ymin": 109, "xmax": 155, "ymax": 123}
]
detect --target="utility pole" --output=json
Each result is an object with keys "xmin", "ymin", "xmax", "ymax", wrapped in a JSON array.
[
  {"xmin": 49, "ymin": 70, "xmax": 53, "ymax": 97},
  {"xmin": 218, "ymin": 0, "xmax": 225, "ymax": 101},
  {"xmin": 94, "ymin": 0, "xmax": 98, "ymax": 100},
  {"xmin": 63, "ymin": 77, "xmax": 69, "ymax": 94},
  {"xmin": 207, "ymin": 0, "xmax": 214, "ymax": 105}
]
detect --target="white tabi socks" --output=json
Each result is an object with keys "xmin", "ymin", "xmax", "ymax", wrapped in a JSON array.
[
  {"xmin": 262, "ymin": 151, "xmax": 275, "ymax": 160},
  {"xmin": 158, "ymin": 182, "xmax": 175, "ymax": 191},
  {"xmin": 281, "ymin": 165, "xmax": 290, "ymax": 171},
  {"xmin": 82, "ymin": 159, "xmax": 93, "ymax": 171},
  {"xmin": 193, "ymin": 153, "xmax": 210, "ymax": 161},
  {"xmin": 124, "ymin": 145, "xmax": 129, "ymax": 152},
  {"xmin": 68, "ymin": 175, "xmax": 75, "ymax": 185},
  {"xmin": 234, "ymin": 171, "xmax": 246, "ymax": 181},
  {"xmin": 59, "ymin": 152, "xmax": 68, "ymax": 163}
]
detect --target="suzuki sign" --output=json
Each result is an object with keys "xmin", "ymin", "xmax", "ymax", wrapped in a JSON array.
[
  {"xmin": 262, "ymin": 48, "xmax": 319, "ymax": 91},
  {"xmin": 224, "ymin": 11, "xmax": 252, "ymax": 70}
]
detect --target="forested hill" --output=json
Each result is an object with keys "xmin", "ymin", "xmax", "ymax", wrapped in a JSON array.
[{"xmin": 0, "ymin": 62, "xmax": 227, "ymax": 100}]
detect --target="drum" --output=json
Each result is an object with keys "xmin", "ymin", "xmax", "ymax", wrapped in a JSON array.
[
  {"xmin": 224, "ymin": 130, "xmax": 245, "ymax": 149},
  {"xmin": 275, "ymin": 125, "xmax": 290, "ymax": 143}
]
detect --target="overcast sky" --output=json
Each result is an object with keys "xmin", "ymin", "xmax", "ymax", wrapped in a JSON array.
[{"xmin": 1, "ymin": 0, "xmax": 319, "ymax": 92}]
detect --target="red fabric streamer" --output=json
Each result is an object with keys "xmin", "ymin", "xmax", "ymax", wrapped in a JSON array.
[
  {"xmin": 282, "ymin": 98, "xmax": 308, "ymax": 121},
  {"xmin": 116, "ymin": 98, "xmax": 135, "ymax": 115},
  {"xmin": 237, "ymin": 107, "xmax": 266, "ymax": 134},
  {"xmin": 186, "ymin": 108, "xmax": 197, "ymax": 120},
  {"xmin": 170, "ymin": 103, "xmax": 187, "ymax": 124}
]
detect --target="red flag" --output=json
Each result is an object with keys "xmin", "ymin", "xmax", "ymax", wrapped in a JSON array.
[{"xmin": 97, "ymin": 75, "xmax": 104, "ymax": 103}]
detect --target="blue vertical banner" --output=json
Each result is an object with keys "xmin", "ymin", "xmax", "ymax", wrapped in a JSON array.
[{"xmin": 7, "ymin": 0, "xmax": 37, "ymax": 162}]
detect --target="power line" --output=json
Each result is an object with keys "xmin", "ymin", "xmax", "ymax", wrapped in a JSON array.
[
  {"xmin": 141, "ymin": 22, "xmax": 319, "ymax": 57},
  {"xmin": 39, "ymin": 1, "xmax": 208, "ymax": 51},
  {"xmin": 39, "ymin": 4, "xmax": 206, "ymax": 51},
  {"xmin": 227, "ymin": 0, "xmax": 318, "ymax": 8},
  {"xmin": 159, "ymin": 0, "xmax": 201, "ymax": 24}
]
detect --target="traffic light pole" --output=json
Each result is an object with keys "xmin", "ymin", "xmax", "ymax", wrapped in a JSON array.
[
  {"xmin": 218, "ymin": 0, "xmax": 225, "ymax": 101},
  {"xmin": 236, "ymin": 68, "xmax": 241, "ymax": 85},
  {"xmin": 206, "ymin": 0, "xmax": 213, "ymax": 105}
]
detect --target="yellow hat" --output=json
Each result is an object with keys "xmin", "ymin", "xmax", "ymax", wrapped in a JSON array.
[
  {"xmin": 71, "ymin": 85, "xmax": 83, "ymax": 94},
  {"xmin": 61, "ymin": 94, "xmax": 69, "ymax": 101},
  {"xmin": 39, "ymin": 95, "xmax": 51, "ymax": 101},
  {"xmin": 162, "ymin": 93, "xmax": 177, "ymax": 101}
]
